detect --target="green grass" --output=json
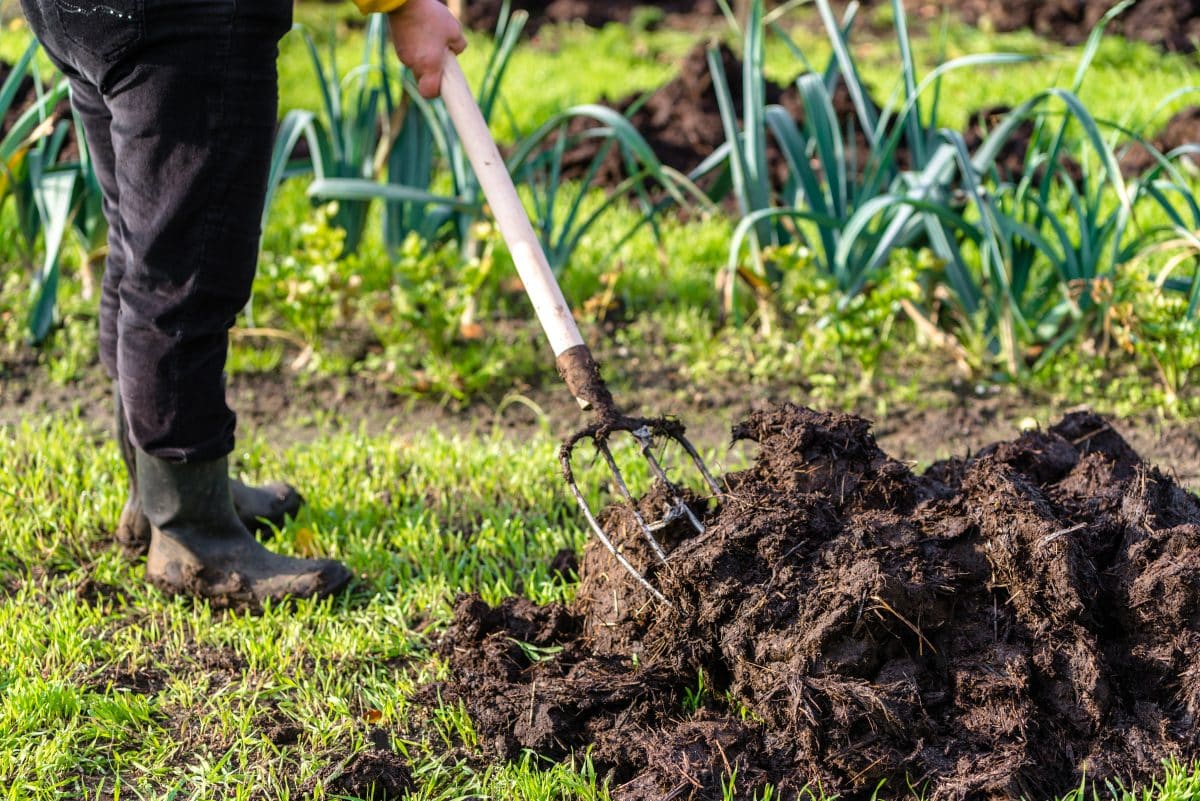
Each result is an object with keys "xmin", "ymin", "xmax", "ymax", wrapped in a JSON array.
[{"xmin": 0, "ymin": 413, "xmax": 598, "ymax": 798}]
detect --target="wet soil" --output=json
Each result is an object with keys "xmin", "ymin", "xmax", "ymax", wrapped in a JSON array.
[
  {"xmin": 300, "ymin": 746, "xmax": 414, "ymax": 800},
  {"xmin": 425, "ymin": 404, "xmax": 1200, "ymax": 800}
]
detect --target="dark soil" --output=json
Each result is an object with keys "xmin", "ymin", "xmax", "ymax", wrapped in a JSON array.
[
  {"xmin": 300, "ymin": 746, "xmax": 414, "ymax": 800},
  {"xmin": 553, "ymin": 42, "xmax": 881, "ymax": 191},
  {"xmin": 1120, "ymin": 106, "xmax": 1200, "ymax": 177},
  {"xmin": 425, "ymin": 404, "xmax": 1200, "ymax": 800},
  {"xmin": 464, "ymin": 0, "xmax": 1200, "ymax": 52}
]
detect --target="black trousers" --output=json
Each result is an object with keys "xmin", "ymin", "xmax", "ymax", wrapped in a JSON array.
[{"xmin": 20, "ymin": 0, "xmax": 291, "ymax": 462}]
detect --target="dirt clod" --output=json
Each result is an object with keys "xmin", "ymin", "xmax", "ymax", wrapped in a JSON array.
[
  {"xmin": 428, "ymin": 404, "xmax": 1200, "ymax": 800},
  {"xmin": 303, "ymin": 748, "xmax": 414, "ymax": 800}
]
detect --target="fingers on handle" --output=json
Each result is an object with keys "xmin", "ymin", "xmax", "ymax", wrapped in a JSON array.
[{"xmin": 418, "ymin": 71, "xmax": 442, "ymax": 99}]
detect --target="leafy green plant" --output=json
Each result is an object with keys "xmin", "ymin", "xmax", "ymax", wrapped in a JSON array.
[
  {"xmin": 1109, "ymin": 229, "xmax": 1200, "ymax": 408},
  {"xmin": 255, "ymin": 203, "xmax": 348, "ymax": 363},
  {"xmin": 301, "ymin": 4, "xmax": 523, "ymax": 258},
  {"xmin": 505, "ymin": 103, "xmax": 692, "ymax": 275},
  {"xmin": 925, "ymin": 1, "xmax": 1149, "ymax": 375},
  {"xmin": 0, "ymin": 39, "xmax": 104, "ymax": 344},
  {"xmin": 714, "ymin": 0, "xmax": 1023, "ymax": 325},
  {"xmin": 306, "ymin": 1, "xmax": 685, "ymax": 280},
  {"xmin": 290, "ymin": 13, "xmax": 399, "ymax": 255},
  {"xmin": 358, "ymin": 228, "xmax": 543, "ymax": 400}
]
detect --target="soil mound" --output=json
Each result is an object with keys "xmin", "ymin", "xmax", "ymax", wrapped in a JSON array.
[
  {"xmin": 553, "ymin": 42, "xmax": 875, "ymax": 191},
  {"xmin": 426, "ymin": 404, "xmax": 1200, "ymax": 800}
]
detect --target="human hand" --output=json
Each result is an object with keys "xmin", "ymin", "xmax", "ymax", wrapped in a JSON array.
[{"xmin": 388, "ymin": 0, "xmax": 468, "ymax": 99}]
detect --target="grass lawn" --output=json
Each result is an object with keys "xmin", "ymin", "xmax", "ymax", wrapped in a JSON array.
[{"xmin": 0, "ymin": 414, "xmax": 600, "ymax": 798}]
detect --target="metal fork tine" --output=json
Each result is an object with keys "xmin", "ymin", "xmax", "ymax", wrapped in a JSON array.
[
  {"xmin": 631, "ymin": 426, "xmax": 707, "ymax": 536},
  {"xmin": 673, "ymin": 431, "xmax": 724, "ymax": 497},
  {"xmin": 562, "ymin": 456, "xmax": 670, "ymax": 606},
  {"xmin": 597, "ymin": 441, "xmax": 670, "ymax": 565},
  {"xmin": 559, "ymin": 413, "xmax": 726, "ymax": 607}
]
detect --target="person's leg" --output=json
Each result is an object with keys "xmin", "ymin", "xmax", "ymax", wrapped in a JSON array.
[
  {"xmin": 107, "ymin": 0, "xmax": 283, "ymax": 460},
  {"xmin": 68, "ymin": 75, "xmax": 303, "ymax": 558},
  {"xmin": 36, "ymin": 0, "xmax": 348, "ymax": 601},
  {"xmin": 118, "ymin": 1, "xmax": 348, "ymax": 602}
]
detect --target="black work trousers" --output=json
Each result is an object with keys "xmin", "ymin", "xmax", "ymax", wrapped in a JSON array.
[{"xmin": 20, "ymin": 0, "xmax": 292, "ymax": 461}]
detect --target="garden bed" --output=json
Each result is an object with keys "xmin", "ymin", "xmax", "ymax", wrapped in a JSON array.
[
  {"xmin": 424, "ymin": 404, "xmax": 1200, "ymax": 800},
  {"xmin": 550, "ymin": 42, "xmax": 1194, "ymax": 194},
  {"xmin": 461, "ymin": 0, "xmax": 1200, "ymax": 52}
]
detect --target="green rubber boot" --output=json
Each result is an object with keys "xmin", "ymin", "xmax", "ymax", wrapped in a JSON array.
[
  {"xmin": 114, "ymin": 388, "xmax": 303, "ymax": 557},
  {"xmin": 137, "ymin": 450, "xmax": 351, "ymax": 605}
]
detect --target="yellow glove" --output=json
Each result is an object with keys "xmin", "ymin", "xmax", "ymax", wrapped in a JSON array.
[{"xmin": 353, "ymin": 0, "xmax": 407, "ymax": 14}]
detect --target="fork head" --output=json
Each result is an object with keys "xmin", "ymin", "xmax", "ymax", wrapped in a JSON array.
[{"xmin": 559, "ymin": 413, "xmax": 723, "ymax": 606}]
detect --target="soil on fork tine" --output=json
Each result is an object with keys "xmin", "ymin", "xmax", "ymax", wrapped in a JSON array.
[{"xmin": 422, "ymin": 404, "xmax": 1200, "ymax": 800}]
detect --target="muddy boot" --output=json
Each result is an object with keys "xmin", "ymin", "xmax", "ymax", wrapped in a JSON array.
[
  {"xmin": 138, "ymin": 451, "xmax": 351, "ymax": 605},
  {"xmin": 114, "ymin": 389, "xmax": 303, "ymax": 557}
]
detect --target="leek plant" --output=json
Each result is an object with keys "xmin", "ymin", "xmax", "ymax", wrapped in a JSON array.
[
  {"xmin": 0, "ymin": 39, "xmax": 98, "ymax": 345},
  {"xmin": 928, "ymin": 2, "xmax": 1160, "ymax": 375},
  {"xmin": 715, "ymin": 0, "xmax": 1024, "ymax": 324},
  {"xmin": 302, "ymin": 4, "xmax": 523, "ymax": 257},
  {"xmin": 294, "ymin": 1, "xmax": 684, "ymax": 278},
  {"xmin": 505, "ymin": 103, "xmax": 695, "ymax": 275},
  {"xmin": 289, "ymin": 13, "xmax": 428, "ymax": 255}
]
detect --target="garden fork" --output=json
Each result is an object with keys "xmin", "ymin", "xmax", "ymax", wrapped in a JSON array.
[{"xmin": 440, "ymin": 56, "xmax": 723, "ymax": 605}]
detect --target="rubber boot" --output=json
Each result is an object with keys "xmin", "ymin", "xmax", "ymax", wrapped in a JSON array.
[
  {"xmin": 138, "ymin": 450, "xmax": 351, "ymax": 604},
  {"xmin": 114, "ymin": 388, "xmax": 303, "ymax": 557},
  {"xmin": 114, "ymin": 391, "xmax": 152, "ymax": 558}
]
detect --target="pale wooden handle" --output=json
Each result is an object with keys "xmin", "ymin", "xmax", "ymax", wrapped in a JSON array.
[{"xmin": 439, "ymin": 56, "xmax": 585, "ymax": 358}]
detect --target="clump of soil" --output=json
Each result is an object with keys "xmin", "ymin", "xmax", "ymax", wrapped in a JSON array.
[
  {"xmin": 425, "ymin": 404, "xmax": 1200, "ymax": 800},
  {"xmin": 301, "ymin": 747, "xmax": 414, "ymax": 800}
]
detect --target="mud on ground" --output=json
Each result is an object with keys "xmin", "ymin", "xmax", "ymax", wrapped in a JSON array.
[{"xmin": 424, "ymin": 404, "xmax": 1200, "ymax": 800}]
